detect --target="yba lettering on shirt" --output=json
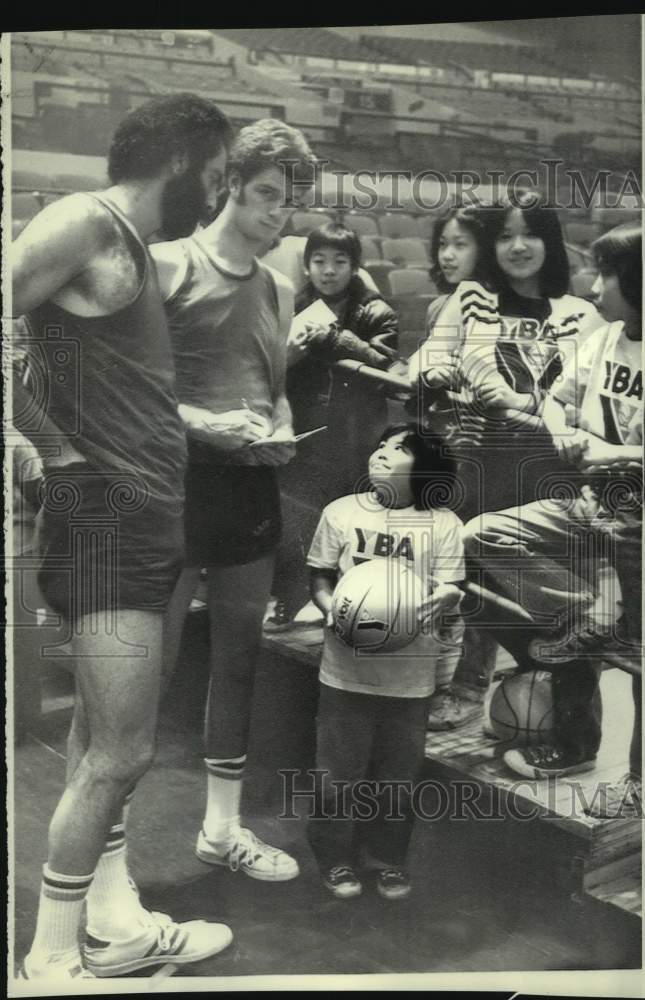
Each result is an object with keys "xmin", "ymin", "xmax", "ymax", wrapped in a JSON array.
[
  {"xmin": 601, "ymin": 357, "xmax": 643, "ymax": 443},
  {"xmin": 352, "ymin": 526, "xmax": 415, "ymax": 566}
]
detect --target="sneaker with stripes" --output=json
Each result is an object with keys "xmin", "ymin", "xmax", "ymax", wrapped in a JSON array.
[
  {"xmin": 196, "ymin": 826, "xmax": 299, "ymax": 881},
  {"xmin": 18, "ymin": 955, "xmax": 96, "ymax": 981},
  {"xmin": 83, "ymin": 909, "xmax": 233, "ymax": 977}
]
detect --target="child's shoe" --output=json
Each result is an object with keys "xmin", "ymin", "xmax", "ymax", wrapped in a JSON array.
[
  {"xmin": 323, "ymin": 866, "xmax": 362, "ymax": 899},
  {"xmin": 376, "ymin": 867, "xmax": 411, "ymax": 900}
]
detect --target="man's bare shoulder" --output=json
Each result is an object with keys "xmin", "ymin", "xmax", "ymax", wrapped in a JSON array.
[
  {"xmin": 149, "ymin": 239, "xmax": 190, "ymax": 302},
  {"xmin": 17, "ymin": 192, "xmax": 120, "ymax": 255}
]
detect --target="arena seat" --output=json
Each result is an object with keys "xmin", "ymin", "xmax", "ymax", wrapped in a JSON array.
[
  {"xmin": 345, "ymin": 213, "xmax": 380, "ymax": 237},
  {"xmin": 390, "ymin": 296, "xmax": 434, "ymax": 343},
  {"xmin": 565, "ymin": 246, "xmax": 589, "ymax": 274},
  {"xmin": 570, "ymin": 268, "xmax": 598, "ymax": 301},
  {"xmin": 379, "ymin": 213, "xmax": 419, "ymax": 239},
  {"xmin": 565, "ymin": 220, "xmax": 599, "ymax": 248},
  {"xmin": 359, "ymin": 236, "xmax": 382, "ymax": 262},
  {"xmin": 291, "ymin": 210, "xmax": 333, "ymax": 236},
  {"xmin": 364, "ymin": 261, "xmax": 395, "ymax": 297},
  {"xmin": 415, "ymin": 216, "xmax": 437, "ymax": 241},
  {"xmin": 389, "ymin": 268, "xmax": 436, "ymax": 297},
  {"xmin": 381, "ymin": 238, "xmax": 429, "ymax": 269}
]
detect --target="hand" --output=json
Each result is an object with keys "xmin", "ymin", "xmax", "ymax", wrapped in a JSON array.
[
  {"xmin": 580, "ymin": 439, "xmax": 642, "ymax": 471},
  {"xmin": 287, "ymin": 327, "xmax": 313, "ymax": 366},
  {"xmin": 304, "ymin": 322, "xmax": 332, "ymax": 347},
  {"xmin": 421, "ymin": 354, "xmax": 461, "ymax": 391},
  {"xmin": 552, "ymin": 429, "xmax": 589, "ymax": 467},
  {"xmin": 179, "ymin": 404, "xmax": 271, "ymax": 451},
  {"xmin": 476, "ymin": 382, "xmax": 526, "ymax": 411},
  {"xmin": 46, "ymin": 439, "xmax": 86, "ymax": 468},
  {"xmin": 448, "ymin": 408, "xmax": 488, "ymax": 448},
  {"xmin": 418, "ymin": 584, "xmax": 461, "ymax": 633},
  {"xmin": 241, "ymin": 424, "xmax": 296, "ymax": 466},
  {"xmin": 325, "ymin": 609, "xmax": 335, "ymax": 630}
]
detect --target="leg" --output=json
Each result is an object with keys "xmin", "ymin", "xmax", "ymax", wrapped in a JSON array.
[
  {"xmin": 160, "ymin": 565, "xmax": 201, "ymax": 691},
  {"xmin": 464, "ymin": 499, "xmax": 598, "ymax": 632},
  {"xmin": 204, "ymin": 554, "xmax": 275, "ymax": 760},
  {"xmin": 306, "ymin": 685, "xmax": 375, "ymax": 880},
  {"xmin": 195, "ymin": 554, "xmax": 298, "ymax": 881},
  {"xmin": 463, "ymin": 503, "xmax": 603, "ymax": 775},
  {"xmin": 359, "ymin": 697, "xmax": 428, "ymax": 873},
  {"xmin": 25, "ymin": 611, "xmax": 162, "ymax": 976}
]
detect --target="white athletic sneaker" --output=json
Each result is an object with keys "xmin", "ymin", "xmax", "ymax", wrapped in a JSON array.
[
  {"xmin": 18, "ymin": 953, "xmax": 95, "ymax": 981},
  {"xmin": 83, "ymin": 909, "xmax": 233, "ymax": 976},
  {"xmin": 196, "ymin": 826, "xmax": 300, "ymax": 881}
]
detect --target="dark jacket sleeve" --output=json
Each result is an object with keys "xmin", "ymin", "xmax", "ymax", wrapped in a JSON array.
[{"xmin": 323, "ymin": 297, "xmax": 399, "ymax": 370}]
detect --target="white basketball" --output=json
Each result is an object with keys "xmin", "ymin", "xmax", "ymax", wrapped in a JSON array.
[{"xmin": 331, "ymin": 560, "xmax": 424, "ymax": 652}]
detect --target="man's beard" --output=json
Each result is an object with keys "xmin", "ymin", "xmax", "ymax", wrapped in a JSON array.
[{"xmin": 159, "ymin": 169, "xmax": 209, "ymax": 240}]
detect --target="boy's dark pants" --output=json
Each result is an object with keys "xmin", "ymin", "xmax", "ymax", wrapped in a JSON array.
[
  {"xmin": 307, "ymin": 684, "xmax": 429, "ymax": 872},
  {"xmin": 463, "ymin": 496, "xmax": 642, "ymax": 763}
]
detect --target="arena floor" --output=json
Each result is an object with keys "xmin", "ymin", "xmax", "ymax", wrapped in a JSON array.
[{"xmin": 11, "ymin": 612, "xmax": 641, "ymax": 981}]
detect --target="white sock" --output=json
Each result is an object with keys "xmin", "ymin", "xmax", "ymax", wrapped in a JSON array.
[
  {"xmin": 85, "ymin": 789, "xmax": 147, "ymax": 940},
  {"xmin": 203, "ymin": 756, "xmax": 245, "ymax": 845},
  {"xmin": 26, "ymin": 864, "xmax": 93, "ymax": 970}
]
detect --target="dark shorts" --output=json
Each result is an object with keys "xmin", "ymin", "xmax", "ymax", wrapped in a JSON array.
[
  {"xmin": 184, "ymin": 446, "xmax": 281, "ymax": 567},
  {"xmin": 37, "ymin": 463, "xmax": 184, "ymax": 622}
]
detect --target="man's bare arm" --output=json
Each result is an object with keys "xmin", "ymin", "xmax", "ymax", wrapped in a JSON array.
[{"xmin": 12, "ymin": 194, "xmax": 102, "ymax": 317}]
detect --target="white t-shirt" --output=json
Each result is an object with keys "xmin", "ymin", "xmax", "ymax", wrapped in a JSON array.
[
  {"xmin": 307, "ymin": 492, "xmax": 465, "ymax": 698},
  {"xmin": 554, "ymin": 321, "xmax": 642, "ymax": 446}
]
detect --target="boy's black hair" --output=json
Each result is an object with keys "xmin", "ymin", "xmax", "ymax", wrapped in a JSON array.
[
  {"xmin": 429, "ymin": 203, "xmax": 490, "ymax": 292},
  {"xmin": 593, "ymin": 221, "xmax": 642, "ymax": 313},
  {"xmin": 304, "ymin": 223, "xmax": 362, "ymax": 271},
  {"xmin": 108, "ymin": 93, "xmax": 232, "ymax": 183},
  {"xmin": 374, "ymin": 423, "xmax": 458, "ymax": 511},
  {"xmin": 483, "ymin": 190, "xmax": 570, "ymax": 298}
]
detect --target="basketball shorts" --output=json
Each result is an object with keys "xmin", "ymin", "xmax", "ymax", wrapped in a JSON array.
[
  {"xmin": 184, "ymin": 444, "xmax": 282, "ymax": 567},
  {"xmin": 37, "ymin": 462, "xmax": 185, "ymax": 622}
]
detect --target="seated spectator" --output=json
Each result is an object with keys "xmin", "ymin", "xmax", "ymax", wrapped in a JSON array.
[
  {"xmin": 463, "ymin": 221, "xmax": 641, "ymax": 811},
  {"xmin": 265, "ymin": 223, "xmax": 399, "ymax": 630}
]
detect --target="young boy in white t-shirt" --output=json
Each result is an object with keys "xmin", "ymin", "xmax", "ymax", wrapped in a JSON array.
[{"xmin": 307, "ymin": 424, "xmax": 464, "ymax": 899}]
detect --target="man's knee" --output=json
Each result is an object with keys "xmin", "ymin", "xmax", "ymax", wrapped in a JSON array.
[{"xmin": 86, "ymin": 740, "xmax": 156, "ymax": 787}]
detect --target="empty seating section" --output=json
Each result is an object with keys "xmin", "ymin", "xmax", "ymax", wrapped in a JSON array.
[
  {"xmin": 378, "ymin": 213, "xmax": 419, "ymax": 239},
  {"xmin": 381, "ymin": 238, "xmax": 428, "ymax": 268},
  {"xmin": 291, "ymin": 210, "xmax": 333, "ymax": 235},
  {"xmin": 389, "ymin": 268, "xmax": 436, "ymax": 297},
  {"xmin": 359, "ymin": 236, "xmax": 382, "ymax": 262},
  {"xmin": 212, "ymin": 26, "xmax": 373, "ymax": 62},
  {"xmin": 364, "ymin": 262, "xmax": 394, "ymax": 297},
  {"xmin": 344, "ymin": 213, "xmax": 380, "ymax": 237}
]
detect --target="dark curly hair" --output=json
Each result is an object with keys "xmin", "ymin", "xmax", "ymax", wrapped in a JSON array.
[
  {"xmin": 108, "ymin": 93, "xmax": 232, "ymax": 183},
  {"xmin": 226, "ymin": 118, "xmax": 317, "ymax": 187}
]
